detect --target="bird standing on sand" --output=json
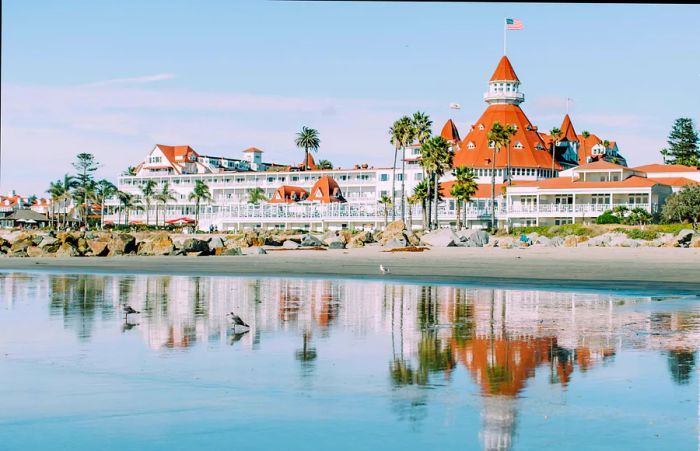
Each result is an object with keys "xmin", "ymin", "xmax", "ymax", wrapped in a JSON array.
[
  {"xmin": 380, "ymin": 265, "xmax": 390, "ymax": 274},
  {"xmin": 227, "ymin": 312, "xmax": 250, "ymax": 329}
]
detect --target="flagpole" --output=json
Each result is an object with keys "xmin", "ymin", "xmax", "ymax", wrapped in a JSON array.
[{"xmin": 503, "ymin": 18, "xmax": 507, "ymax": 55}]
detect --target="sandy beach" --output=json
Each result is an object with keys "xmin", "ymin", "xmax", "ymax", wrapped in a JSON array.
[{"xmin": 1, "ymin": 246, "xmax": 699, "ymax": 294}]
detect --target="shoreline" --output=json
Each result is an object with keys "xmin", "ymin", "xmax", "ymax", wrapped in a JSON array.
[{"xmin": 1, "ymin": 246, "xmax": 699, "ymax": 295}]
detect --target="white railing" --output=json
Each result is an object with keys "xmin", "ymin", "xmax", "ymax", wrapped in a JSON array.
[{"xmin": 507, "ymin": 203, "xmax": 658, "ymax": 215}]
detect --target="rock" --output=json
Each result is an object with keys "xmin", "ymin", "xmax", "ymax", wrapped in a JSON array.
[
  {"xmin": 321, "ymin": 231, "xmax": 339, "ymax": 245},
  {"xmin": 493, "ymin": 237, "xmax": 516, "ymax": 248},
  {"xmin": 533, "ymin": 236, "xmax": 551, "ymax": 247},
  {"xmin": 242, "ymin": 246, "xmax": 267, "ymax": 255},
  {"xmin": 26, "ymin": 246, "xmax": 44, "ymax": 257},
  {"xmin": 327, "ymin": 237, "xmax": 346, "ymax": 249},
  {"xmin": 384, "ymin": 237, "xmax": 408, "ymax": 249},
  {"xmin": 607, "ymin": 233, "xmax": 630, "ymax": 247},
  {"xmin": 10, "ymin": 233, "xmax": 34, "ymax": 254},
  {"xmin": 181, "ymin": 238, "xmax": 210, "ymax": 254},
  {"xmin": 77, "ymin": 238, "xmax": 90, "ymax": 255},
  {"xmin": 457, "ymin": 228, "xmax": 490, "ymax": 247},
  {"xmin": 186, "ymin": 251, "xmax": 207, "ymax": 257},
  {"xmin": 282, "ymin": 240, "xmax": 300, "ymax": 249},
  {"xmin": 677, "ymin": 229, "xmax": 695, "ymax": 248},
  {"xmin": 38, "ymin": 236, "xmax": 58, "ymax": 249},
  {"xmin": 421, "ymin": 228, "xmax": 459, "ymax": 247},
  {"xmin": 56, "ymin": 242, "xmax": 79, "ymax": 257},
  {"xmin": 108, "ymin": 233, "xmax": 137, "ymax": 256},
  {"xmin": 406, "ymin": 233, "xmax": 421, "ymax": 246},
  {"xmin": 31, "ymin": 235, "xmax": 44, "ymax": 246},
  {"xmin": 621, "ymin": 239, "xmax": 641, "ymax": 248},
  {"xmin": 690, "ymin": 236, "xmax": 700, "ymax": 248},
  {"xmin": 208, "ymin": 236, "xmax": 225, "ymax": 252},
  {"xmin": 549, "ymin": 236, "xmax": 564, "ymax": 247},
  {"xmin": 221, "ymin": 247, "xmax": 243, "ymax": 256},
  {"xmin": 88, "ymin": 241, "xmax": 109, "ymax": 257},
  {"xmin": 263, "ymin": 235, "xmax": 283, "ymax": 246},
  {"xmin": 150, "ymin": 234, "xmax": 175, "ymax": 256},
  {"xmin": 379, "ymin": 220, "xmax": 407, "ymax": 245},
  {"xmin": 300, "ymin": 234, "xmax": 323, "ymax": 247},
  {"xmin": 563, "ymin": 235, "xmax": 578, "ymax": 247},
  {"xmin": 350, "ymin": 231, "xmax": 373, "ymax": 246}
]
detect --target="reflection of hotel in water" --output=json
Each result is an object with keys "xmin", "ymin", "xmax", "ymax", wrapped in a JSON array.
[{"xmin": 2, "ymin": 273, "xmax": 697, "ymax": 451}]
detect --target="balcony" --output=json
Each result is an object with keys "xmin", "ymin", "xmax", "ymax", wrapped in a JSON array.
[{"xmin": 483, "ymin": 91, "xmax": 525, "ymax": 103}]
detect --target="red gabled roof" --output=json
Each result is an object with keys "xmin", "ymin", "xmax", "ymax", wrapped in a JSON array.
[
  {"xmin": 574, "ymin": 160, "xmax": 627, "ymax": 171},
  {"xmin": 633, "ymin": 164, "xmax": 699, "ymax": 173},
  {"xmin": 243, "ymin": 147, "xmax": 263, "ymax": 153},
  {"xmin": 269, "ymin": 185, "xmax": 308, "ymax": 204},
  {"xmin": 489, "ymin": 56, "xmax": 519, "ymax": 82},
  {"xmin": 514, "ymin": 175, "xmax": 660, "ymax": 190},
  {"xmin": 154, "ymin": 145, "xmax": 198, "ymax": 174},
  {"xmin": 454, "ymin": 104, "xmax": 561, "ymax": 170},
  {"xmin": 300, "ymin": 153, "xmax": 318, "ymax": 170},
  {"xmin": 306, "ymin": 176, "xmax": 345, "ymax": 203},
  {"xmin": 559, "ymin": 114, "xmax": 578, "ymax": 142},
  {"xmin": 647, "ymin": 177, "xmax": 699, "ymax": 187},
  {"xmin": 440, "ymin": 119, "xmax": 461, "ymax": 142}
]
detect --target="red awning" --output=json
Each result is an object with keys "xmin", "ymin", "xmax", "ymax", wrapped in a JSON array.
[{"xmin": 165, "ymin": 217, "xmax": 196, "ymax": 225}]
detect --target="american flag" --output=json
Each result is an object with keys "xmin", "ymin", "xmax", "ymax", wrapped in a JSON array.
[{"xmin": 506, "ymin": 18, "xmax": 523, "ymax": 30}]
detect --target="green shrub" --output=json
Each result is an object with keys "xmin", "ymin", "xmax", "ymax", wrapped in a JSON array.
[
  {"xmin": 556, "ymin": 224, "xmax": 592, "ymax": 236},
  {"xmin": 596, "ymin": 210, "xmax": 621, "ymax": 224},
  {"xmin": 625, "ymin": 229, "xmax": 658, "ymax": 240}
]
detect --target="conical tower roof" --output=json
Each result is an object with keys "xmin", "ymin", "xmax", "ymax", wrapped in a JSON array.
[
  {"xmin": 489, "ymin": 56, "xmax": 519, "ymax": 82},
  {"xmin": 440, "ymin": 119, "xmax": 461, "ymax": 142},
  {"xmin": 559, "ymin": 114, "xmax": 578, "ymax": 142}
]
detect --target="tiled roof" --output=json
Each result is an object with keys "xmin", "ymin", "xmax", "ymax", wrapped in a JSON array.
[
  {"xmin": 633, "ymin": 164, "xmax": 699, "ymax": 173},
  {"xmin": 154, "ymin": 144, "xmax": 198, "ymax": 174},
  {"xmin": 307, "ymin": 176, "xmax": 345, "ymax": 203},
  {"xmin": 574, "ymin": 160, "xmax": 627, "ymax": 171},
  {"xmin": 269, "ymin": 185, "xmax": 309, "ymax": 204},
  {"xmin": 440, "ymin": 182, "xmax": 506, "ymax": 199},
  {"xmin": 454, "ymin": 104, "xmax": 560, "ymax": 170},
  {"xmin": 559, "ymin": 114, "xmax": 578, "ymax": 142},
  {"xmin": 440, "ymin": 119, "xmax": 461, "ymax": 142},
  {"xmin": 301, "ymin": 153, "xmax": 318, "ymax": 170},
  {"xmin": 243, "ymin": 147, "xmax": 263, "ymax": 153},
  {"xmin": 647, "ymin": 177, "xmax": 699, "ymax": 187},
  {"xmin": 489, "ymin": 56, "xmax": 519, "ymax": 82},
  {"xmin": 513, "ymin": 175, "xmax": 660, "ymax": 190}
]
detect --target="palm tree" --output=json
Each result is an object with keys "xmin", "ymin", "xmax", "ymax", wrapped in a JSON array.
[
  {"xmin": 420, "ymin": 136, "xmax": 453, "ymax": 230},
  {"xmin": 412, "ymin": 180, "xmax": 429, "ymax": 230},
  {"xmin": 317, "ymin": 159, "xmax": 333, "ymax": 170},
  {"xmin": 247, "ymin": 187, "xmax": 267, "ymax": 205},
  {"xmin": 389, "ymin": 117, "xmax": 412, "ymax": 222},
  {"xmin": 94, "ymin": 179, "xmax": 117, "ymax": 230},
  {"xmin": 410, "ymin": 112, "xmax": 432, "ymax": 222},
  {"xmin": 122, "ymin": 166, "xmax": 137, "ymax": 176},
  {"xmin": 487, "ymin": 122, "xmax": 511, "ymax": 230},
  {"xmin": 612, "ymin": 205, "xmax": 629, "ymax": 221},
  {"xmin": 502, "ymin": 124, "xmax": 517, "ymax": 185},
  {"xmin": 188, "ymin": 180, "xmax": 213, "ymax": 230},
  {"xmin": 295, "ymin": 126, "xmax": 321, "ymax": 170},
  {"xmin": 406, "ymin": 194, "xmax": 419, "ymax": 232},
  {"xmin": 450, "ymin": 166, "xmax": 478, "ymax": 229},
  {"xmin": 628, "ymin": 207, "xmax": 652, "ymax": 226},
  {"xmin": 549, "ymin": 127, "xmax": 562, "ymax": 176},
  {"xmin": 379, "ymin": 194, "xmax": 393, "ymax": 228},
  {"xmin": 117, "ymin": 190, "xmax": 141, "ymax": 225},
  {"xmin": 140, "ymin": 180, "xmax": 157, "ymax": 225},
  {"xmin": 55, "ymin": 174, "xmax": 79, "ymax": 228},
  {"xmin": 153, "ymin": 182, "xmax": 176, "ymax": 226}
]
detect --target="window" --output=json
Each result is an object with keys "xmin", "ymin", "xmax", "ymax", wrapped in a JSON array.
[
  {"xmin": 148, "ymin": 156, "xmax": 162, "ymax": 164},
  {"xmin": 488, "ymin": 141, "xmax": 495, "ymax": 149},
  {"xmin": 415, "ymin": 173, "xmax": 423, "ymax": 181},
  {"xmin": 380, "ymin": 174, "xmax": 389, "ymax": 182},
  {"xmin": 628, "ymin": 194, "xmax": 649, "ymax": 205},
  {"xmin": 591, "ymin": 194, "xmax": 610, "ymax": 205},
  {"xmin": 380, "ymin": 190, "xmax": 388, "ymax": 197},
  {"xmin": 292, "ymin": 176, "xmax": 299, "ymax": 182},
  {"xmin": 396, "ymin": 174, "xmax": 403, "ymax": 181},
  {"xmin": 468, "ymin": 141, "xmax": 476, "ymax": 149},
  {"xmin": 478, "ymin": 124, "xmax": 485, "ymax": 131},
  {"xmin": 514, "ymin": 142, "xmax": 523, "ymax": 149}
]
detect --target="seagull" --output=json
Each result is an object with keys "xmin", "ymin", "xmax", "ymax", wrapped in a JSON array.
[
  {"xmin": 227, "ymin": 312, "xmax": 250, "ymax": 329},
  {"xmin": 123, "ymin": 306, "xmax": 140, "ymax": 318},
  {"xmin": 380, "ymin": 264, "xmax": 390, "ymax": 275}
]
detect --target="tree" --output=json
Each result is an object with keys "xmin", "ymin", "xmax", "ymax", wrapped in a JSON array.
[
  {"xmin": 660, "ymin": 118, "xmax": 699, "ymax": 166},
  {"xmin": 379, "ymin": 194, "xmax": 392, "ymax": 228},
  {"xmin": 626, "ymin": 207, "xmax": 653, "ymax": 226},
  {"xmin": 486, "ymin": 122, "xmax": 512, "ymax": 230},
  {"xmin": 188, "ymin": 180, "xmax": 213, "ymax": 230},
  {"xmin": 295, "ymin": 126, "xmax": 321, "ymax": 170},
  {"xmin": 154, "ymin": 182, "xmax": 176, "ymax": 226},
  {"xmin": 548, "ymin": 127, "xmax": 562, "ymax": 176},
  {"xmin": 450, "ymin": 166, "xmax": 478, "ymax": 229},
  {"xmin": 117, "ymin": 191, "xmax": 141, "ymax": 225},
  {"xmin": 412, "ymin": 180, "xmax": 429, "ymax": 230},
  {"xmin": 94, "ymin": 179, "xmax": 117, "ymax": 230},
  {"xmin": 406, "ymin": 194, "xmax": 419, "ymax": 232},
  {"xmin": 612, "ymin": 205, "xmax": 629, "ymax": 221},
  {"xmin": 420, "ymin": 136, "xmax": 452, "ymax": 229},
  {"xmin": 317, "ymin": 159, "xmax": 333, "ymax": 170},
  {"xmin": 389, "ymin": 116, "xmax": 415, "ymax": 222},
  {"xmin": 140, "ymin": 180, "xmax": 157, "ymax": 225},
  {"xmin": 122, "ymin": 166, "xmax": 137, "ymax": 176},
  {"xmin": 247, "ymin": 187, "xmax": 267, "ymax": 205},
  {"xmin": 410, "ymin": 112, "xmax": 432, "ymax": 222},
  {"xmin": 72, "ymin": 153, "xmax": 100, "ymax": 228},
  {"xmin": 595, "ymin": 210, "xmax": 620, "ymax": 224},
  {"xmin": 661, "ymin": 185, "xmax": 700, "ymax": 230},
  {"xmin": 47, "ymin": 174, "xmax": 78, "ymax": 229}
]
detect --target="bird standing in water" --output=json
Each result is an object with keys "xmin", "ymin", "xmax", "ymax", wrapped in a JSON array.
[
  {"xmin": 123, "ymin": 305, "xmax": 140, "ymax": 320},
  {"xmin": 380, "ymin": 265, "xmax": 390, "ymax": 275},
  {"xmin": 227, "ymin": 312, "xmax": 250, "ymax": 329}
]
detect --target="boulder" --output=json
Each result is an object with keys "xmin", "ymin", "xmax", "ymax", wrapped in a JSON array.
[
  {"xmin": 321, "ymin": 231, "xmax": 339, "ymax": 245},
  {"xmin": 56, "ymin": 242, "xmax": 79, "ymax": 257},
  {"xmin": 150, "ymin": 234, "xmax": 175, "ymax": 256},
  {"xmin": 493, "ymin": 237, "xmax": 516, "ymax": 248},
  {"xmin": 607, "ymin": 233, "xmax": 630, "ymax": 247},
  {"xmin": 379, "ymin": 220, "xmax": 407, "ymax": 245},
  {"xmin": 282, "ymin": 240, "xmax": 300, "ymax": 249},
  {"xmin": 31, "ymin": 235, "xmax": 44, "ymax": 246},
  {"xmin": 563, "ymin": 235, "xmax": 579, "ymax": 247},
  {"xmin": 384, "ymin": 237, "xmax": 408, "ymax": 249},
  {"xmin": 620, "ymin": 239, "xmax": 641, "ymax": 248},
  {"xmin": 0, "ymin": 237, "xmax": 10, "ymax": 253},
  {"xmin": 10, "ymin": 233, "xmax": 34, "ymax": 254},
  {"xmin": 38, "ymin": 236, "xmax": 58, "ymax": 249},
  {"xmin": 690, "ymin": 236, "xmax": 700, "ymax": 248},
  {"xmin": 351, "ymin": 231, "xmax": 373, "ymax": 245},
  {"xmin": 406, "ymin": 233, "xmax": 422, "ymax": 246},
  {"xmin": 26, "ymin": 246, "xmax": 44, "ymax": 258},
  {"xmin": 457, "ymin": 228, "xmax": 490, "ymax": 247},
  {"xmin": 263, "ymin": 235, "xmax": 283, "ymax": 246},
  {"xmin": 181, "ymin": 238, "xmax": 210, "ymax": 254},
  {"xmin": 208, "ymin": 236, "xmax": 226, "ymax": 252},
  {"xmin": 534, "ymin": 236, "xmax": 551, "ymax": 247},
  {"xmin": 300, "ymin": 234, "xmax": 324, "ymax": 247},
  {"xmin": 242, "ymin": 246, "xmax": 267, "ymax": 255},
  {"xmin": 76, "ymin": 238, "xmax": 90, "ymax": 255},
  {"xmin": 108, "ymin": 233, "xmax": 137, "ymax": 256},
  {"xmin": 221, "ymin": 247, "xmax": 243, "ymax": 256},
  {"xmin": 421, "ymin": 228, "xmax": 459, "ymax": 247},
  {"xmin": 88, "ymin": 241, "xmax": 109, "ymax": 257},
  {"xmin": 549, "ymin": 236, "xmax": 564, "ymax": 247},
  {"xmin": 327, "ymin": 237, "xmax": 346, "ymax": 249},
  {"xmin": 677, "ymin": 229, "xmax": 695, "ymax": 248}
]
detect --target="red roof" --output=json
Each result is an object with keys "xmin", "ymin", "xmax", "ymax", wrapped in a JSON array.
[
  {"xmin": 243, "ymin": 147, "xmax": 263, "ymax": 153},
  {"xmin": 306, "ymin": 176, "xmax": 345, "ymax": 203},
  {"xmin": 574, "ymin": 160, "xmax": 627, "ymax": 171},
  {"xmin": 647, "ymin": 177, "xmax": 699, "ymax": 187},
  {"xmin": 454, "ymin": 104, "xmax": 560, "ymax": 170},
  {"xmin": 440, "ymin": 181, "xmax": 506, "ymax": 199},
  {"xmin": 440, "ymin": 119, "xmax": 461, "ymax": 142},
  {"xmin": 559, "ymin": 114, "xmax": 578, "ymax": 142},
  {"xmin": 269, "ymin": 185, "xmax": 308, "ymax": 204},
  {"xmin": 300, "ymin": 153, "xmax": 318, "ymax": 170},
  {"xmin": 154, "ymin": 145, "xmax": 198, "ymax": 173},
  {"xmin": 489, "ymin": 56, "xmax": 519, "ymax": 82},
  {"xmin": 633, "ymin": 164, "xmax": 699, "ymax": 173},
  {"xmin": 513, "ymin": 175, "xmax": 660, "ymax": 190}
]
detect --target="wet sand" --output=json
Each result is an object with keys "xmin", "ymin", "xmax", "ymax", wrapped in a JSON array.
[{"xmin": 1, "ymin": 246, "xmax": 699, "ymax": 294}]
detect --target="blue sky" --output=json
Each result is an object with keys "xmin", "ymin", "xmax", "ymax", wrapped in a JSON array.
[{"xmin": 2, "ymin": 1, "xmax": 699, "ymax": 195}]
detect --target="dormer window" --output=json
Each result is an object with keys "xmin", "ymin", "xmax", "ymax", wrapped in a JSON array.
[
  {"xmin": 478, "ymin": 124, "xmax": 485, "ymax": 131},
  {"xmin": 512, "ymin": 124, "xmax": 518, "ymax": 130},
  {"xmin": 536, "ymin": 143, "xmax": 544, "ymax": 150},
  {"xmin": 468, "ymin": 141, "xmax": 476, "ymax": 149},
  {"xmin": 514, "ymin": 141, "xmax": 523, "ymax": 149},
  {"xmin": 488, "ymin": 141, "xmax": 495, "ymax": 149}
]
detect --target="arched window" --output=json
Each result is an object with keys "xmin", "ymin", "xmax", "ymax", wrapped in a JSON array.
[
  {"xmin": 514, "ymin": 141, "xmax": 523, "ymax": 149},
  {"xmin": 478, "ymin": 124, "xmax": 485, "ymax": 131}
]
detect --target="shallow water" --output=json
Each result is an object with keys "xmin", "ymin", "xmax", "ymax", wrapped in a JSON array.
[{"xmin": 0, "ymin": 272, "xmax": 698, "ymax": 451}]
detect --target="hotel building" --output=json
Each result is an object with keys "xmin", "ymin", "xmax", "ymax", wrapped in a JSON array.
[{"xmin": 105, "ymin": 56, "xmax": 698, "ymax": 231}]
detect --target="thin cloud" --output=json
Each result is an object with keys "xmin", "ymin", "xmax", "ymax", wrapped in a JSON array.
[{"xmin": 84, "ymin": 73, "xmax": 176, "ymax": 87}]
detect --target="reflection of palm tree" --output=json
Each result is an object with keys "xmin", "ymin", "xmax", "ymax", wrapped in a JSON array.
[
  {"xmin": 667, "ymin": 349, "xmax": 696, "ymax": 385},
  {"xmin": 295, "ymin": 330, "xmax": 317, "ymax": 362}
]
